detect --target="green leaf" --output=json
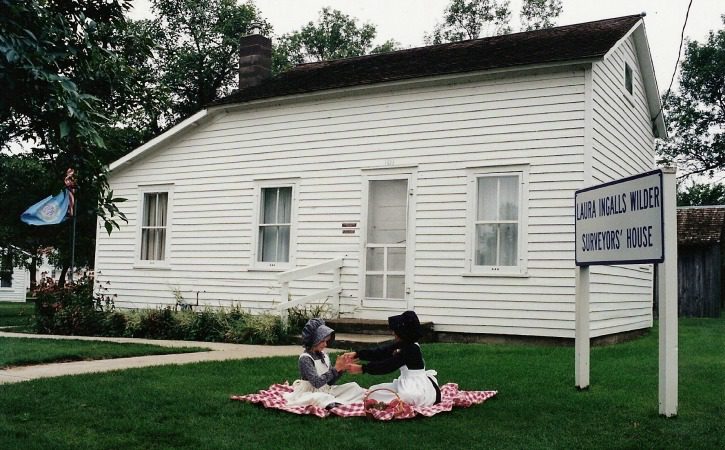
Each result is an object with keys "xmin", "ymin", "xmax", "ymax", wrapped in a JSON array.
[
  {"xmin": 59, "ymin": 121, "xmax": 71, "ymax": 138},
  {"xmin": 105, "ymin": 221, "xmax": 113, "ymax": 236}
]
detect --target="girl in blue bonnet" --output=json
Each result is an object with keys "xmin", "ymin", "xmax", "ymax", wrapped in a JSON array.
[{"xmin": 283, "ymin": 318, "xmax": 366, "ymax": 408}]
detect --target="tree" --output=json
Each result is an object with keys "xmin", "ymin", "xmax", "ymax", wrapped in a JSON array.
[
  {"xmin": 151, "ymin": 0, "xmax": 272, "ymax": 122},
  {"xmin": 426, "ymin": 0, "xmax": 563, "ymax": 44},
  {"xmin": 677, "ymin": 182, "xmax": 725, "ymax": 206},
  {"xmin": 0, "ymin": 1, "xmax": 144, "ymax": 284},
  {"xmin": 657, "ymin": 16, "xmax": 725, "ymax": 179},
  {"xmin": 426, "ymin": 0, "xmax": 513, "ymax": 44},
  {"xmin": 520, "ymin": 0, "xmax": 562, "ymax": 31},
  {"xmin": 272, "ymin": 8, "xmax": 398, "ymax": 74}
]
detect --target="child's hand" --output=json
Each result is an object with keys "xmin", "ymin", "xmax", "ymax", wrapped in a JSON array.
[
  {"xmin": 334, "ymin": 355, "xmax": 348, "ymax": 372},
  {"xmin": 347, "ymin": 364, "xmax": 363, "ymax": 374}
]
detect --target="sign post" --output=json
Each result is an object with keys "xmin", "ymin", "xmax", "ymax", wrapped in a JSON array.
[
  {"xmin": 574, "ymin": 168, "xmax": 677, "ymax": 416},
  {"xmin": 658, "ymin": 167, "xmax": 678, "ymax": 417}
]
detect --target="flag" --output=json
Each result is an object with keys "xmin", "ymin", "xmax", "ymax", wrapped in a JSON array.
[{"xmin": 20, "ymin": 190, "xmax": 71, "ymax": 225}]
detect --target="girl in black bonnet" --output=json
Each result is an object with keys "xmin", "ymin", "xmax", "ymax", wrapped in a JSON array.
[
  {"xmin": 283, "ymin": 318, "xmax": 366, "ymax": 408},
  {"xmin": 346, "ymin": 310, "xmax": 441, "ymax": 406}
]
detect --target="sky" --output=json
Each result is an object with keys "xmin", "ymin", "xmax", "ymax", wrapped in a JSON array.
[{"xmin": 130, "ymin": 0, "xmax": 724, "ymax": 95}]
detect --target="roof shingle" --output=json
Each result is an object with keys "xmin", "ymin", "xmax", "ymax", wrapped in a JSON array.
[
  {"xmin": 212, "ymin": 14, "xmax": 643, "ymax": 107},
  {"xmin": 677, "ymin": 206, "xmax": 725, "ymax": 246}
]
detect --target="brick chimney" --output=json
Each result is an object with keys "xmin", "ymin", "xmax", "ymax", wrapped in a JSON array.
[{"xmin": 239, "ymin": 34, "xmax": 271, "ymax": 90}]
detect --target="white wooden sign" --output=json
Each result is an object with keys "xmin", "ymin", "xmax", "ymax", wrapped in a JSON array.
[
  {"xmin": 575, "ymin": 169, "xmax": 664, "ymax": 266},
  {"xmin": 574, "ymin": 167, "xmax": 677, "ymax": 418}
]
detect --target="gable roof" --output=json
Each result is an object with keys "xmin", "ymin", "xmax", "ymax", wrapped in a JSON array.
[
  {"xmin": 213, "ymin": 15, "xmax": 644, "ymax": 107},
  {"xmin": 110, "ymin": 14, "xmax": 663, "ymax": 173},
  {"xmin": 677, "ymin": 206, "xmax": 725, "ymax": 246}
]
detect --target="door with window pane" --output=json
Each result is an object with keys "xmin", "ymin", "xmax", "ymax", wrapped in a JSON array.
[{"xmin": 363, "ymin": 178, "xmax": 409, "ymax": 310}]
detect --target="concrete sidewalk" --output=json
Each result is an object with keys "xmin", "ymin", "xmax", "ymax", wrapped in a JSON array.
[{"xmin": 0, "ymin": 331, "xmax": 305, "ymax": 385}]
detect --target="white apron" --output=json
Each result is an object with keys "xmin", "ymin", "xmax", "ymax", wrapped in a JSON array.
[
  {"xmin": 366, "ymin": 348, "xmax": 439, "ymax": 407},
  {"xmin": 284, "ymin": 353, "xmax": 366, "ymax": 408}
]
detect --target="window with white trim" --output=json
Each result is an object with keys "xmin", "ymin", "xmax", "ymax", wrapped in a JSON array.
[
  {"xmin": 140, "ymin": 192, "xmax": 168, "ymax": 261},
  {"xmin": 467, "ymin": 168, "xmax": 527, "ymax": 274},
  {"xmin": 252, "ymin": 181, "xmax": 297, "ymax": 269},
  {"xmin": 136, "ymin": 185, "xmax": 172, "ymax": 267}
]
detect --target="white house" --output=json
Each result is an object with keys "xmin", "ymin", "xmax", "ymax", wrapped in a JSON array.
[
  {"xmin": 94, "ymin": 15, "xmax": 666, "ymax": 339},
  {"xmin": 0, "ymin": 248, "xmax": 27, "ymax": 302}
]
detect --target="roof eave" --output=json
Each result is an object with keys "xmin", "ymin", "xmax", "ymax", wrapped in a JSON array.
[{"xmin": 632, "ymin": 21, "xmax": 667, "ymax": 139}]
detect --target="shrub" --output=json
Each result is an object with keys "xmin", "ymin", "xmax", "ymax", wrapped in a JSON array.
[
  {"xmin": 186, "ymin": 308, "xmax": 226, "ymax": 342},
  {"xmin": 129, "ymin": 307, "xmax": 182, "ymax": 340},
  {"xmin": 287, "ymin": 303, "xmax": 333, "ymax": 332},
  {"xmin": 224, "ymin": 312, "xmax": 284, "ymax": 345},
  {"xmin": 33, "ymin": 277, "xmax": 111, "ymax": 336}
]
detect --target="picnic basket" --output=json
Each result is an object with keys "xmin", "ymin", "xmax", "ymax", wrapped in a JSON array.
[{"xmin": 363, "ymin": 388, "xmax": 407, "ymax": 417}]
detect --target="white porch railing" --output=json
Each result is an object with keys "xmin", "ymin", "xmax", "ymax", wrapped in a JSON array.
[{"xmin": 276, "ymin": 258, "xmax": 343, "ymax": 329}]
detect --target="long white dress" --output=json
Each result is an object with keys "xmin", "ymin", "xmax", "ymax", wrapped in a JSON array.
[
  {"xmin": 366, "ymin": 365, "xmax": 439, "ymax": 407},
  {"xmin": 283, "ymin": 352, "xmax": 366, "ymax": 408}
]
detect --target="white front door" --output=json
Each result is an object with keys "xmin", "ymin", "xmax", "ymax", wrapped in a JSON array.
[{"xmin": 361, "ymin": 174, "xmax": 414, "ymax": 312}]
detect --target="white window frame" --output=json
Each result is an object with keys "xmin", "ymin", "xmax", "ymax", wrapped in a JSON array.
[
  {"xmin": 134, "ymin": 184, "xmax": 173, "ymax": 269},
  {"xmin": 465, "ymin": 165, "xmax": 528, "ymax": 276},
  {"xmin": 624, "ymin": 62, "xmax": 634, "ymax": 96},
  {"xmin": 250, "ymin": 179, "xmax": 298, "ymax": 271}
]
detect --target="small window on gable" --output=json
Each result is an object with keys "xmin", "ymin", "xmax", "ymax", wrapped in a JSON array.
[{"xmin": 624, "ymin": 62, "xmax": 633, "ymax": 95}]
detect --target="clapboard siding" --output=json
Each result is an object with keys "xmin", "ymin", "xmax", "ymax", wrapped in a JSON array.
[
  {"xmin": 95, "ymin": 68, "xmax": 587, "ymax": 337},
  {"xmin": 0, "ymin": 266, "xmax": 27, "ymax": 302},
  {"xmin": 588, "ymin": 35, "xmax": 656, "ymax": 336},
  {"xmin": 96, "ymin": 43, "xmax": 658, "ymax": 339}
]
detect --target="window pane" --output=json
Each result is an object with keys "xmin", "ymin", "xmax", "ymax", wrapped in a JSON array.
[
  {"xmin": 144, "ymin": 194, "xmax": 157, "ymax": 226},
  {"xmin": 475, "ymin": 224, "xmax": 497, "ymax": 266},
  {"xmin": 261, "ymin": 188, "xmax": 278, "ymax": 224},
  {"xmin": 365, "ymin": 275, "xmax": 383, "ymax": 298},
  {"xmin": 278, "ymin": 225, "xmax": 290, "ymax": 262},
  {"xmin": 387, "ymin": 247, "xmax": 406, "ymax": 271},
  {"xmin": 155, "ymin": 229, "xmax": 166, "ymax": 260},
  {"xmin": 499, "ymin": 176, "xmax": 519, "ymax": 220},
  {"xmin": 386, "ymin": 275, "xmax": 405, "ymax": 299},
  {"xmin": 499, "ymin": 224, "xmax": 518, "ymax": 266},
  {"xmin": 157, "ymin": 194, "xmax": 168, "ymax": 226},
  {"xmin": 278, "ymin": 187, "xmax": 292, "ymax": 223},
  {"xmin": 368, "ymin": 180, "xmax": 407, "ymax": 244},
  {"xmin": 259, "ymin": 226, "xmax": 278, "ymax": 262},
  {"xmin": 366, "ymin": 247, "xmax": 384, "ymax": 271},
  {"xmin": 141, "ymin": 229, "xmax": 151, "ymax": 260},
  {"xmin": 477, "ymin": 177, "xmax": 498, "ymax": 221}
]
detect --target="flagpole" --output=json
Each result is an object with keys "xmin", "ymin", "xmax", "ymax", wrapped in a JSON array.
[{"xmin": 70, "ymin": 203, "xmax": 76, "ymax": 283}]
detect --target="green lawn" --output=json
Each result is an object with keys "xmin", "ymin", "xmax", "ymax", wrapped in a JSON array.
[
  {"xmin": 0, "ymin": 301, "xmax": 35, "ymax": 328},
  {"xmin": 0, "ymin": 337, "xmax": 209, "ymax": 369},
  {"xmin": 0, "ymin": 318, "xmax": 723, "ymax": 450}
]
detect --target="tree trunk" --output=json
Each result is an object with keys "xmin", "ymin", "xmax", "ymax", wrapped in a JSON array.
[
  {"xmin": 29, "ymin": 256, "xmax": 37, "ymax": 290},
  {"xmin": 58, "ymin": 265, "xmax": 70, "ymax": 288}
]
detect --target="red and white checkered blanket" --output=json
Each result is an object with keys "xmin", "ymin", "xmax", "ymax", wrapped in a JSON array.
[{"xmin": 230, "ymin": 383, "xmax": 497, "ymax": 420}]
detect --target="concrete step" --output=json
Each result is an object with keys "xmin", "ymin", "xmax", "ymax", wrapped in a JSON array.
[
  {"xmin": 332, "ymin": 333, "xmax": 392, "ymax": 351},
  {"xmin": 326, "ymin": 318, "xmax": 436, "ymax": 342}
]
